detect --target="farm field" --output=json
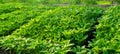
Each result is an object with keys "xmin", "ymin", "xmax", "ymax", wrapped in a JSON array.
[{"xmin": 0, "ymin": 2, "xmax": 120, "ymax": 54}]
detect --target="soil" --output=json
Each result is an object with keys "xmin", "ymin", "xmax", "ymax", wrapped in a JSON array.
[{"xmin": 0, "ymin": 48, "xmax": 8, "ymax": 54}]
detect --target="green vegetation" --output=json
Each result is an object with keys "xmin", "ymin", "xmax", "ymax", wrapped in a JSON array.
[
  {"xmin": 0, "ymin": 3, "xmax": 23, "ymax": 15},
  {"xmin": 1, "ymin": 0, "xmax": 119, "ymax": 5},
  {"xmin": 89, "ymin": 6, "xmax": 120, "ymax": 54},
  {"xmin": 97, "ymin": 1, "xmax": 111, "ymax": 5},
  {"xmin": 0, "ymin": 3, "xmax": 55, "ymax": 36},
  {"xmin": 0, "ymin": 1, "xmax": 120, "ymax": 54},
  {"xmin": 0, "ymin": 4, "xmax": 103, "ymax": 54}
]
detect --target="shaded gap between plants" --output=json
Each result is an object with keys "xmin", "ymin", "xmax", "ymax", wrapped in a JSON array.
[
  {"xmin": 0, "ymin": 48, "xmax": 8, "ymax": 54},
  {"xmin": 83, "ymin": 11, "xmax": 104, "ymax": 48},
  {"xmin": 0, "ymin": 47, "xmax": 16, "ymax": 54},
  {"xmin": 67, "ymin": 21, "xmax": 99, "ymax": 54},
  {"xmin": 67, "ymin": 11, "xmax": 103, "ymax": 54},
  {"xmin": 83, "ymin": 21, "xmax": 99, "ymax": 47}
]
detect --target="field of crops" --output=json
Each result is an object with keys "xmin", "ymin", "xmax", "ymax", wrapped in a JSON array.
[{"xmin": 0, "ymin": 3, "xmax": 120, "ymax": 54}]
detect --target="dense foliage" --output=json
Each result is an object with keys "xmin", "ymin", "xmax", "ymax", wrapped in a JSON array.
[
  {"xmin": 0, "ymin": 2, "xmax": 120, "ymax": 54},
  {"xmin": 0, "ymin": 3, "xmax": 55, "ymax": 36},
  {"xmin": 1, "ymin": 0, "xmax": 120, "ymax": 5},
  {"xmin": 0, "ymin": 3, "xmax": 103, "ymax": 54},
  {"xmin": 89, "ymin": 6, "xmax": 120, "ymax": 54},
  {"xmin": 0, "ymin": 3, "xmax": 23, "ymax": 15}
]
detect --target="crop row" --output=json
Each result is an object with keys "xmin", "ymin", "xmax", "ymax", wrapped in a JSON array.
[
  {"xmin": 0, "ymin": 3, "xmax": 24, "ymax": 15},
  {"xmin": 71, "ymin": 6, "xmax": 120, "ymax": 54},
  {"xmin": 0, "ymin": 3, "xmax": 120, "ymax": 54},
  {"xmin": 0, "ymin": 3, "xmax": 55, "ymax": 36},
  {"xmin": 89, "ymin": 6, "xmax": 120, "ymax": 54},
  {"xmin": 0, "ymin": 6, "xmax": 103, "ymax": 54}
]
